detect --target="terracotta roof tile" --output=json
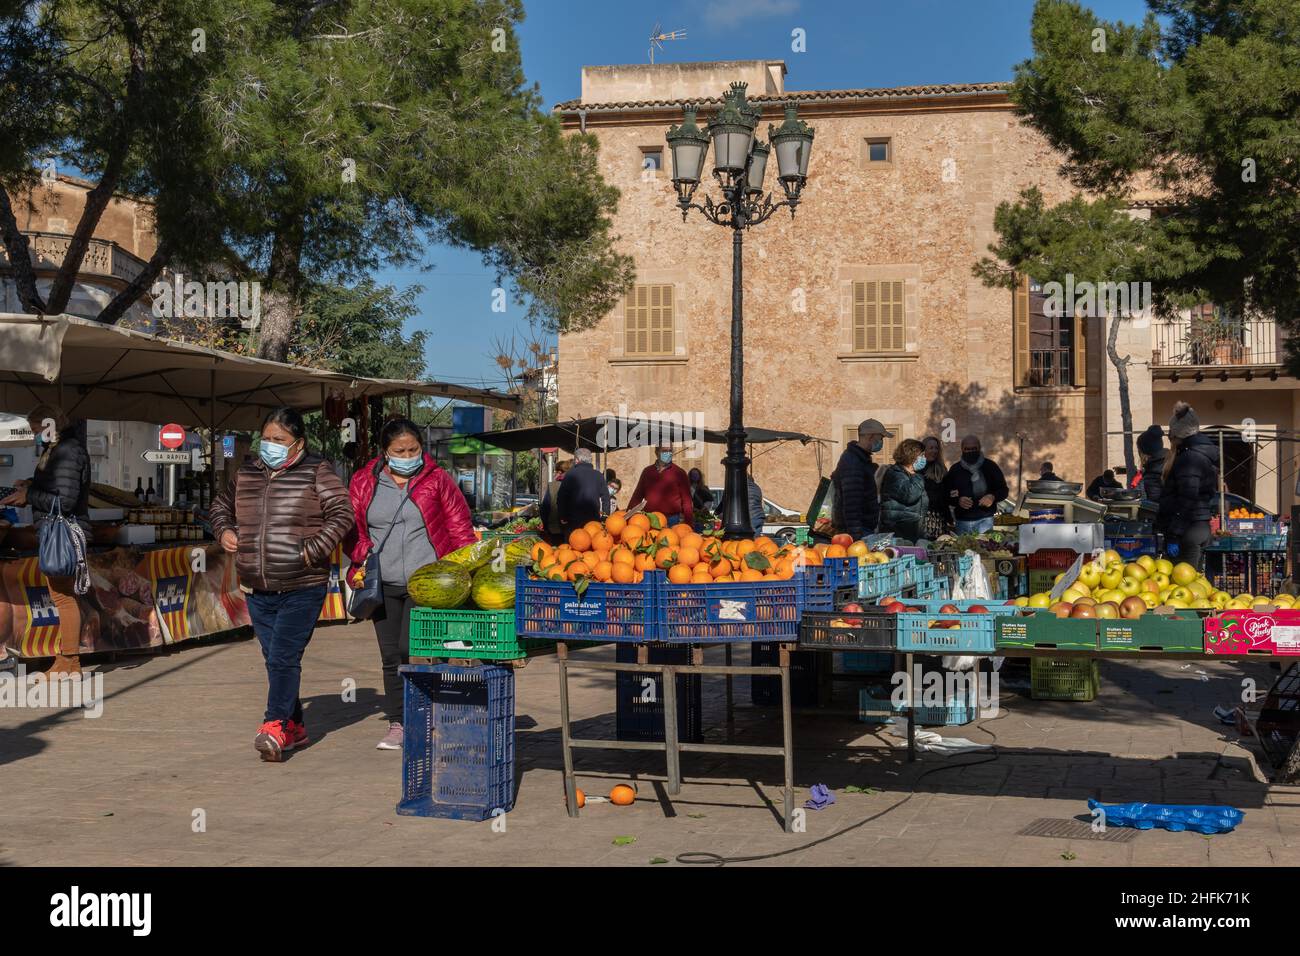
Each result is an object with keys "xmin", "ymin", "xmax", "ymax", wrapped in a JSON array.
[{"xmin": 554, "ymin": 82, "xmax": 1009, "ymax": 113}]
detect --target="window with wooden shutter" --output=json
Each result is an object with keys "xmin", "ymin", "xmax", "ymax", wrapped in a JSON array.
[
  {"xmin": 1014, "ymin": 274, "xmax": 1085, "ymax": 388},
  {"xmin": 623, "ymin": 284, "xmax": 674, "ymax": 356},
  {"xmin": 851, "ymin": 280, "xmax": 905, "ymax": 353},
  {"xmin": 1013, "ymin": 274, "xmax": 1031, "ymax": 387}
]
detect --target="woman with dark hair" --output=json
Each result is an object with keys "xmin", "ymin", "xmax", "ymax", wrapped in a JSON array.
[
  {"xmin": 210, "ymin": 406, "xmax": 354, "ymax": 762},
  {"xmin": 1, "ymin": 404, "xmax": 90, "ymax": 674},
  {"xmin": 346, "ymin": 418, "xmax": 475, "ymax": 750}
]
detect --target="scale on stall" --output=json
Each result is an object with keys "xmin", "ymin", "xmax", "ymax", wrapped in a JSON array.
[
  {"xmin": 1097, "ymin": 487, "xmax": 1147, "ymax": 521},
  {"xmin": 1015, "ymin": 480, "xmax": 1107, "ymax": 524}
]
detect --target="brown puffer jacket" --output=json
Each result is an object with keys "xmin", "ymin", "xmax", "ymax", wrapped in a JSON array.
[{"xmin": 210, "ymin": 451, "xmax": 354, "ymax": 592}]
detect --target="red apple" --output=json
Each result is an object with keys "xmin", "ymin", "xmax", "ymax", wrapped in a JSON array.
[
  {"xmin": 1049, "ymin": 601, "xmax": 1073, "ymax": 619},
  {"xmin": 967, "ymin": 604, "xmax": 989, "ymax": 614},
  {"xmin": 831, "ymin": 533, "xmax": 853, "ymax": 548},
  {"xmin": 1119, "ymin": 596, "xmax": 1147, "ymax": 619},
  {"xmin": 938, "ymin": 604, "xmax": 960, "ymax": 614},
  {"xmin": 842, "ymin": 602, "xmax": 865, "ymax": 613},
  {"xmin": 930, "ymin": 619, "xmax": 960, "ymax": 629},
  {"xmin": 1069, "ymin": 603, "xmax": 1097, "ymax": 618}
]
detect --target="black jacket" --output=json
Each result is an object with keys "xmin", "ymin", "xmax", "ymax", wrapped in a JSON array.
[
  {"xmin": 1155, "ymin": 435, "xmax": 1219, "ymax": 536},
  {"xmin": 691, "ymin": 483, "xmax": 715, "ymax": 513},
  {"xmin": 831, "ymin": 443, "xmax": 879, "ymax": 539},
  {"xmin": 879, "ymin": 465, "xmax": 927, "ymax": 542},
  {"xmin": 1141, "ymin": 452, "xmax": 1166, "ymax": 504},
  {"xmin": 555, "ymin": 462, "xmax": 611, "ymax": 532},
  {"xmin": 1086, "ymin": 474, "xmax": 1122, "ymax": 501},
  {"xmin": 28, "ymin": 431, "xmax": 90, "ymax": 520},
  {"xmin": 942, "ymin": 458, "xmax": 1009, "ymax": 522}
]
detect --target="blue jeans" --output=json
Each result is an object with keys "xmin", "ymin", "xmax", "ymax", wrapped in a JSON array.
[
  {"xmin": 955, "ymin": 517, "xmax": 994, "ymax": 534},
  {"xmin": 247, "ymin": 585, "xmax": 328, "ymax": 724}
]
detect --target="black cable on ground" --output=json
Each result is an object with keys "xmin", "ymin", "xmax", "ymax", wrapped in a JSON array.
[{"xmin": 675, "ymin": 710, "xmax": 1009, "ymax": 866}]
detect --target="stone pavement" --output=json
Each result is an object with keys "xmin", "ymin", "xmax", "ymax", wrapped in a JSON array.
[{"xmin": 1, "ymin": 622, "xmax": 1297, "ymax": 867}]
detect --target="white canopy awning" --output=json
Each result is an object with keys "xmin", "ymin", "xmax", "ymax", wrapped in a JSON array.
[{"xmin": 0, "ymin": 313, "xmax": 520, "ymax": 431}]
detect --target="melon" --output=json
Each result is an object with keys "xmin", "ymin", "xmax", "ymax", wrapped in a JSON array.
[
  {"xmin": 471, "ymin": 565, "xmax": 516, "ymax": 610},
  {"xmin": 441, "ymin": 539, "xmax": 495, "ymax": 571},
  {"xmin": 408, "ymin": 561, "xmax": 471, "ymax": 608},
  {"xmin": 503, "ymin": 535, "xmax": 540, "ymax": 567}
]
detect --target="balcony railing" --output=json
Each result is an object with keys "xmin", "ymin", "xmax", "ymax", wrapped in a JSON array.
[
  {"xmin": 0, "ymin": 230, "xmax": 148, "ymax": 285},
  {"xmin": 1151, "ymin": 316, "xmax": 1281, "ymax": 368}
]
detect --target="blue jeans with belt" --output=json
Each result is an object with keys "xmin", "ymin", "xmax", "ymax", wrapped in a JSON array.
[{"xmin": 247, "ymin": 585, "xmax": 328, "ymax": 724}]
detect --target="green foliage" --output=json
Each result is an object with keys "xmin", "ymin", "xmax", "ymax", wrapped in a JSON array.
[
  {"xmin": 1008, "ymin": 0, "xmax": 1300, "ymax": 324},
  {"xmin": 292, "ymin": 280, "xmax": 427, "ymax": 380}
]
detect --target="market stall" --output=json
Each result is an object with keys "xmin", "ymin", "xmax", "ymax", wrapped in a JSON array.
[{"xmin": 0, "ymin": 312, "xmax": 520, "ymax": 660}]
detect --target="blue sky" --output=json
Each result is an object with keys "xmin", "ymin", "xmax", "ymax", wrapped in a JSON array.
[{"xmin": 392, "ymin": 0, "xmax": 1153, "ymax": 391}]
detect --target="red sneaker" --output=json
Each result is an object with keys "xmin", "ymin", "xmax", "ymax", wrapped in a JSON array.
[
  {"xmin": 286, "ymin": 720, "xmax": 309, "ymax": 748},
  {"xmin": 254, "ymin": 720, "xmax": 292, "ymax": 762}
]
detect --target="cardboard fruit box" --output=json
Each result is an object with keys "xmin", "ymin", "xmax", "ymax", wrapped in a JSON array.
[
  {"xmin": 1097, "ymin": 609, "xmax": 1205, "ymax": 653},
  {"xmin": 1204, "ymin": 608, "xmax": 1300, "ymax": 656},
  {"xmin": 995, "ymin": 609, "xmax": 1100, "ymax": 651}
]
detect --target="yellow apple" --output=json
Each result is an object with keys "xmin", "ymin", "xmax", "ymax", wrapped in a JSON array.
[
  {"xmin": 1028, "ymin": 592, "xmax": 1052, "ymax": 608},
  {"xmin": 1171, "ymin": 562, "xmax": 1199, "ymax": 586},
  {"xmin": 1123, "ymin": 564, "xmax": 1149, "ymax": 582},
  {"xmin": 1101, "ymin": 549, "xmax": 1121, "ymax": 566},
  {"xmin": 1013, "ymin": 595, "xmax": 1030, "ymax": 607},
  {"xmin": 1152, "ymin": 572, "xmax": 1171, "ymax": 589},
  {"xmin": 1154, "ymin": 558, "xmax": 1174, "ymax": 576},
  {"xmin": 1119, "ymin": 577, "xmax": 1142, "ymax": 597},
  {"xmin": 1139, "ymin": 592, "xmax": 1160, "ymax": 608},
  {"xmin": 1100, "ymin": 568, "xmax": 1124, "ymax": 590},
  {"xmin": 1061, "ymin": 587, "xmax": 1088, "ymax": 604},
  {"xmin": 1191, "ymin": 598, "xmax": 1213, "ymax": 609},
  {"xmin": 1136, "ymin": 555, "xmax": 1157, "ymax": 573},
  {"xmin": 1078, "ymin": 563, "xmax": 1102, "ymax": 589}
]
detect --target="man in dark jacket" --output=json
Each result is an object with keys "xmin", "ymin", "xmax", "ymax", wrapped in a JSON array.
[
  {"xmin": 1155, "ymin": 403, "xmax": 1219, "ymax": 569},
  {"xmin": 1136, "ymin": 424, "xmax": 1166, "ymax": 503},
  {"xmin": 556, "ymin": 448, "xmax": 611, "ymax": 535},
  {"xmin": 1038, "ymin": 462, "xmax": 1062, "ymax": 482},
  {"xmin": 942, "ymin": 435, "xmax": 1009, "ymax": 533},
  {"xmin": 832, "ymin": 419, "xmax": 892, "ymax": 539}
]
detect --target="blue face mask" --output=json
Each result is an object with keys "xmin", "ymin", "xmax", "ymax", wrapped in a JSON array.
[
  {"xmin": 659, "ymin": 451, "xmax": 673, "ymax": 465},
  {"xmin": 871, "ymin": 438, "xmax": 884, "ymax": 453},
  {"xmin": 388, "ymin": 455, "xmax": 423, "ymax": 476},
  {"xmin": 259, "ymin": 440, "xmax": 292, "ymax": 469},
  {"xmin": 913, "ymin": 456, "xmax": 927, "ymax": 471}
]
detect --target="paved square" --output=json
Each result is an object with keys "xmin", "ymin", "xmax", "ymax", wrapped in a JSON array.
[{"xmin": 1, "ymin": 625, "xmax": 1297, "ymax": 867}]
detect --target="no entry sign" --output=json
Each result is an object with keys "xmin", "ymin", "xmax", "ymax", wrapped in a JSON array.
[{"xmin": 159, "ymin": 423, "xmax": 187, "ymax": 449}]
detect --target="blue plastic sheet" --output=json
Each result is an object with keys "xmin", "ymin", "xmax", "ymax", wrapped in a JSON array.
[{"xmin": 1088, "ymin": 798, "xmax": 1243, "ymax": 834}]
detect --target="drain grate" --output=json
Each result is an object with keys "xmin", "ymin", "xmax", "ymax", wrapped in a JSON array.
[{"xmin": 1017, "ymin": 817, "xmax": 1138, "ymax": 842}]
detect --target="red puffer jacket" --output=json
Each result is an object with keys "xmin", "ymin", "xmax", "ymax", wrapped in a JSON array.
[{"xmin": 345, "ymin": 454, "xmax": 476, "ymax": 566}]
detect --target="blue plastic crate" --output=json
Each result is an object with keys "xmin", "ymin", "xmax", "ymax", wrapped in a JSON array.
[
  {"xmin": 397, "ymin": 664, "xmax": 514, "ymax": 822},
  {"xmin": 915, "ymin": 578, "xmax": 951, "ymax": 600},
  {"xmin": 1106, "ymin": 535, "xmax": 1158, "ymax": 560},
  {"xmin": 615, "ymin": 643, "xmax": 702, "ymax": 742},
  {"xmin": 824, "ymin": 556, "xmax": 860, "ymax": 591},
  {"xmin": 858, "ymin": 556, "xmax": 917, "ymax": 599},
  {"xmin": 894, "ymin": 599, "xmax": 1018, "ymax": 653},
  {"xmin": 843, "ymin": 651, "xmax": 893, "ymax": 673},
  {"xmin": 859, "ymin": 686, "xmax": 973, "ymax": 726},
  {"xmin": 800, "ymin": 565, "xmax": 835, "ymax": 612},
  {"xmin": 514, "ymin": 566, "xmax": 658, "ymax": 643},
  {"xmin": 657, "ymin": 577, "xmax": 803, "ymax": 643}
]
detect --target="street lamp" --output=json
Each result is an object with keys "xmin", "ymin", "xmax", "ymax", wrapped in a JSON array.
[{"xmin": 665, "ymin": 84, "xmax": 814, "ymax": 539}]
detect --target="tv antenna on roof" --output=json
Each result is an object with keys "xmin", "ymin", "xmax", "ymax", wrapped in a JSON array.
[{"xmin": 648, "ymin": 22, "xmax": 686, "ymax": 63}]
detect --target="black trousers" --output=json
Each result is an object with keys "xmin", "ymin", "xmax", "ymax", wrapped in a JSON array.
[
  {"xmin": 1178, "ymin": 521, "xmax": 1213, "ymax": 572},
  {"xmin": 373, "ymin": 584, "xmax": 413, "ymax": 723}
]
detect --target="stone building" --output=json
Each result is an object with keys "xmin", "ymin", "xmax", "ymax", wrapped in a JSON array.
[{"xmin": 553, "ymin": 60, "xmax": 1298, "ymax": 518}]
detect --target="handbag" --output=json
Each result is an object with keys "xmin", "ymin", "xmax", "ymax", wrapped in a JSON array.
[
  {"xmin": 922, "ymin": 509, "xmax": 946, "ymax": 541},
  {"xmin": 38, "ymin": 496, "xmax": 90, "ymax": 594},
  {"xmin": 347, "ymin": 487, "xmax": 415, "ymax": 620}
]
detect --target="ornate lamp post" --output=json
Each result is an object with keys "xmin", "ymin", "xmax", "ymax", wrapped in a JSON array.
[{"xmin": 665, "ymin": 83, "xmax": 814, "ymax": 539}]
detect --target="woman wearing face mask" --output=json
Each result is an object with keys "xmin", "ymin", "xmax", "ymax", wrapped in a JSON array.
[
  {"xmin": 606, "ymin": 477, "xmax": 622, "ymax": 511},
  {"xmin": 0, "ymin": 404, "xmax": 91, "ymax": 674},
  {"xmin": 920, "ymin": 436, "xmax": 950, "ymax": 539},
  {"xmin": 878, "ymin": 439, "xmax": 930, "ymax": 544},
  {"xmin": 346, "ymin": 418, "xmax": 475, "ymax": 750},
  {"xmin": 210, "ymin": 406, "xmax": 354, "ymax": 762}
]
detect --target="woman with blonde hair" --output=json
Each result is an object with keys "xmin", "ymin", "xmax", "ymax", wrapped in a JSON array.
[
  {"xmin": 920, "ymin": 435, "xmax": 950, "ymax": 539},
  {"xmin": 0, "ymin": 404, "xmax": 90, "ymax": 674}
]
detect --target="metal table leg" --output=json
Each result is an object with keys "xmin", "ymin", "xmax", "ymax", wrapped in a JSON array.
[
  {"xmin": 906, "ymin": 652, "xmax": 916, "ymax": 763},
  {"xmin": 780, "ymin": 646, "xmax": 795, "ymax": 832},
  {"xmin": 725, "ymin": 642, "xmax": 735, "ymax": 739},
  {"xmin": 558, "ymin": 645, "xmax": 579, "ymax": 817}
]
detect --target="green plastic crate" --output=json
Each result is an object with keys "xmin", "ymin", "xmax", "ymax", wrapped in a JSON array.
[
  {"xmin": 1030, "ymin": 657, "xmax": 1100, "ymax": 701},
  {"xmin": 409, "ymin": 607, "xmax": 545, "ymax": 660},
  {"xmin": 1027, "ymin": 569, "xmax": 1061, "ymax": 596},
  {"xmin": 1098, "ymin": 613, "xmax": 1204, "ymax": 652},
  {"xmin": 996, "ymin": 610, "xmax": 1099, "ymax": 651}
]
